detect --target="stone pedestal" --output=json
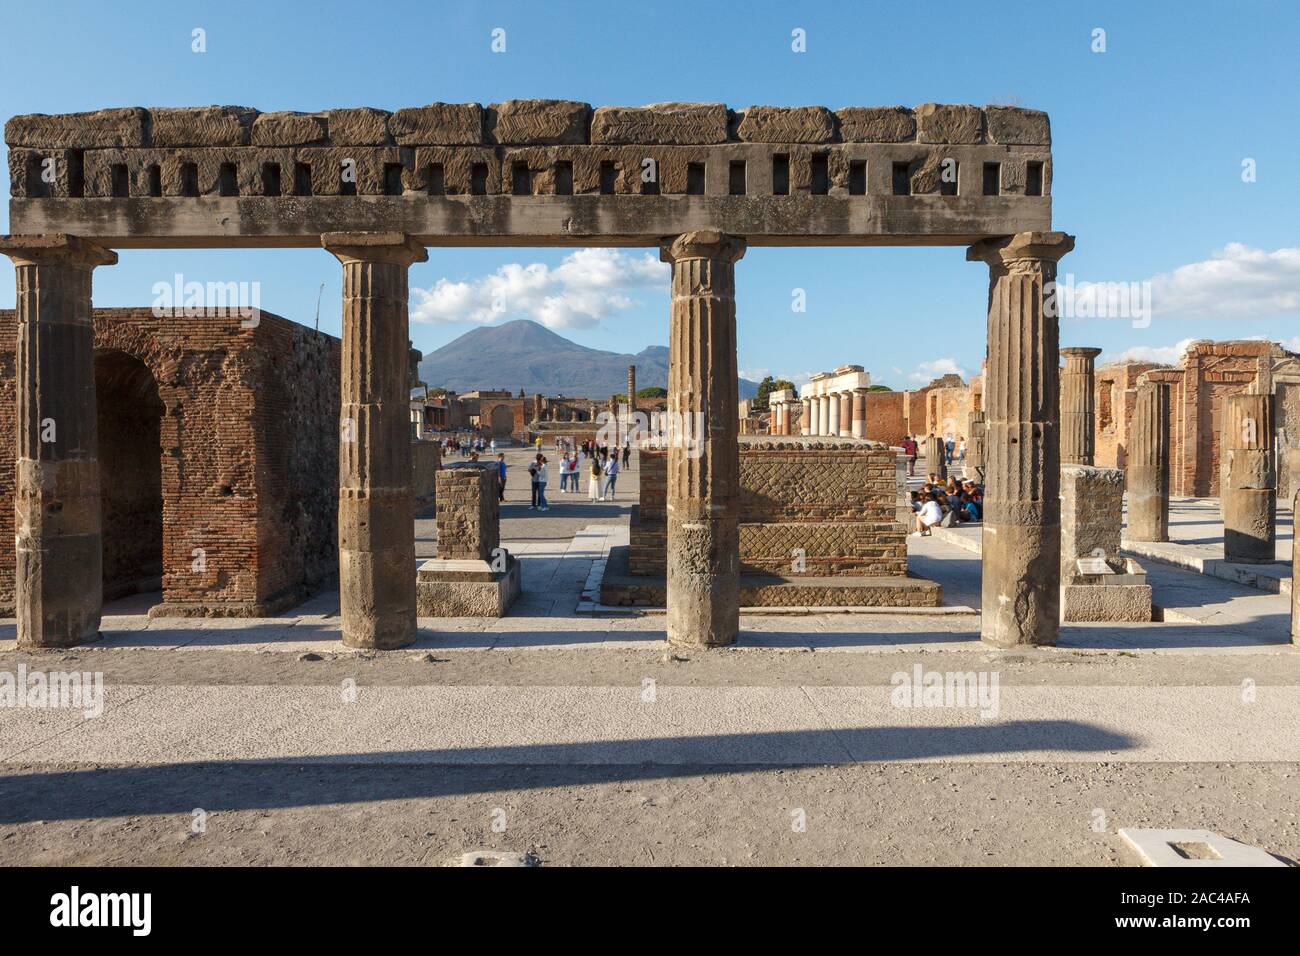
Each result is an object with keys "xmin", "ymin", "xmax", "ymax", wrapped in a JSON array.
[
  {"xmin": 1060, "ymin": 464, "xmax": 1152, "ymax": 622},
  {"xmin": 1221, "ymin": 393, "xmax": 1276, "ymax": 563},
  {"xmin": 1060, "ymin": 346, "xmax": 1101, "ymax": 466},
  {"xmin": 851, "ymin": 388, "xmax": 868, "ymax": 439},
  {"xmin": 324, "ymin": 232, "xmax": 426, "ymax": 649},
  {"xmin": 968, "ymin": 231, "xmax": 1075, "ymax": 647},
  {"xmin": 924, "ymin": 435, "xmax": 947, "ymax": 480},
  {"xmin": 418, "ymin": 464, "xmax": 519, "ymax": 616},
  {"xmin": 1126, "ymin": 377, "xmax": 1170, "ymax": 542},
  {"xmin": 0, "ymin": 235, "xmax": 117, "ymax": 648},
  {"xmin": 660, "ymin": 230, "xmax": 744, "ymax": 647}
]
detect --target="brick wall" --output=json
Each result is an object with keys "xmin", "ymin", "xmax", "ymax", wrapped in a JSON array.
[
  {"xmin": 632, "ymin": 437, "xmax": 907, "ymax": 577},
  {"xmin": 0, "ymin": 307, "xmax": 340, "ymax": 615},
  {"xmin": 435, "ymin": 464, "xmax": 499, "ymax": 561},
  {"xmin": 864, "ymin": 390, "xmax": 907, "ymax": 444}
]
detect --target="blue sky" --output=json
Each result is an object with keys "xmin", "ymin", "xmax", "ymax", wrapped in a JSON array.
[{"xmin": 2, "ymin": 0, "xmax": 1297, "ymax": 389}]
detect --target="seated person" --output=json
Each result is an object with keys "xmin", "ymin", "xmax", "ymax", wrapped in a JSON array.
[{"xmin": 912, "ymin": 493, "xmax": 944, "ymax": 536}]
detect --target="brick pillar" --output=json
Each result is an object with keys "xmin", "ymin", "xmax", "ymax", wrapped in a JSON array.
[
  {"xmin": 324, "ymin": 232, "xmax": 427, "ymax": 649},
  {"xmin": 0, "ymin": 235, "xmax": 116, "ymax": 648},
  {"xmin": 1126, "ymin": 378, "xmax": 1170, "ymax": 542},
  {"xmin": 852, "ymin": 388, "xmax": 868, "ymax": 439},
  {"xmin": 967, "ymin": 410, "xmax": 987, "ymax": 482},
  {"xmin": 801, "ymin": 397, "xmax": 812, "ymax": 435},
  {"xmin": 1060, "ymin": 346, "xmax": 1101, "ymax": 466},
  {"xmin": 968, "ymin": 231, "xmax": 1075, "ymax": 647},
  {"xmin": 660, "ymin": 230, "xmax": 744, "ymax": 647},
  {"xmin": 1221, "ymin": 392, "xmax": 1276, "ymax": 563}
]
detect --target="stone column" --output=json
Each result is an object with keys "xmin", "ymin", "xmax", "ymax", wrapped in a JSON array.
[
  {"xmin": 1293, "ymin": 489, "xmax": 1299, "ymax": 645},
  {"xmin": 968, "ymin": 231, "xmax": 1075, "ymax": 647},
  {"xmin": 1060, "ymin": 346, "xmax": 1102, "ymax": 466},
  {"xmin": 967, "ymin": 410, "xmax": 987, "ymax": 483},
  {"xmin": 827, "ymin": 392, "xmax": 840, "ymax": 437},
  {"xmin": 852, "ymin": 388, "xmax": 868, "ymax": 439},
  {"xmin": 1126, "ymin": 378, "xmax": 1170, "ymax": 542},
  {"xmin": 801, "ymin": 397, "xmax": 811, "ymax": 435},
  {"xmin": 1221, "ymin": 393, "xmax": 1276, "ymax": 563},
  {"xmin": 323, "ymin": 232, "xmax": 427, "ymax": 649},
  {"xmin": 660, "ymin": 231, "xmax": 745, "ymax": 647},
  {"xmin": 838, "ymin": 391, "xmax": 852, "ymax": 437},
  {"xmin": 0, "ymin": 235, "xmax": 116, "ymax": 648}
]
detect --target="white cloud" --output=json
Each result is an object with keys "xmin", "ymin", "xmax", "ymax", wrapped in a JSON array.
[
  {"xmin": 1144, "ymin": 244, "xmax": 1300, "ymax": 320},
  {"xmin": 410, "ymin": 248, "xmax": 669, "ymax": 330},
  {"xmin": 908, "ymin": 357, "xmax": 967, "ymax": 384},
  {"xmin": 1104, "ymin": 337, "xmax": 1199, "ymax": 366}
]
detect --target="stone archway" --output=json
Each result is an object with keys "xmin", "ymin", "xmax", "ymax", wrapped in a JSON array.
[
  {"xmin": 490, "ymin": 404, "xmax": 514, "ymax": 438},
  {"xmin": 94, "ymin": 348, "xmax": 164, "ymax": 600}
]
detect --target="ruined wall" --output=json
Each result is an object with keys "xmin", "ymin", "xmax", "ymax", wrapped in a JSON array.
[
  {"xmin": 435, "ymin": 464, "xmax": 499, "ymax": 561},
  {"xmin": 632, "ymin": 437, "xmax": 907, "ymax": 577},
  {"xmin": 0, "ymin": 308, "xmax": 340, "ymax": 616},
  {"xmin": 864, "ymin": 391, "xmax": 907, "ymax": 445}
]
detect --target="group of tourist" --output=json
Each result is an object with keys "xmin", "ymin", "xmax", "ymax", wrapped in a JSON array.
[
  {"xmin": 490, "ymin": 439, "xmax": 633, "ymax": 510},
  {"xmin": 910, "ymin": 475, "xmax": 984, "ymax": 536},
  {"xmin": 442, "ymin": 434, "xmax": 495, "ymax": 458}
]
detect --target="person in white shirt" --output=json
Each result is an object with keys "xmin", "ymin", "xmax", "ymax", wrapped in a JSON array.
[
  {"xmin": 912, "ymin": 493, "xmax": 943, "ymax": 536},
  {"xmin": 600, "ymin": 454, "xmax": 620, "ymax": 501},
  {"xmin": 534, "ymin": 455, "xmax": 549, "ymax": 511}
]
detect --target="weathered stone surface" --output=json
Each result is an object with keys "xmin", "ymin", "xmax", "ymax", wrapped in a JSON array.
[
  {"xmin": 5, "ymin": 108, "xmax": 148, "ymax": 148},
  {"xmin": 1221, "ymin": 392, "xmax": 1276, "ymax": 563},
  {"xmin": 591, "ymin": 103, "xmax": 728, "ymax": 145},
  {"xmin": 1062, "ymin": 582, "xmax": 1152, "ymax": 622},
  {"xmin": 836, "ymin": 106, "xmax": 916, "ymax": 142},
  {"xmin": 985, "ymin": 106, "xmax": 1051, "ymax": 145},
  {"xmin": 326, "ymin": 108, "xmax": 392, "ymax": 146},
  {"xmin": 1126, "ymin": 377, "xmax": 1171, "ymax": 542},
  {"xmin": 416, "ymin": 555, "xmax": 520, "ymax": 617},
  {"xmin": 1060, "ymin": 347, "xmax": 1101, "ymax": 465},
  {"xmin": 150, "ymin": 106, "xmax": 256, "ymax": 147},
  {"xmin": 915, "ymin": 103, "xmax": 984, "ymax": 144},
  {"xmin": 390, "ymin": 103, "xmax": 483, "ymax": 145},
  {"xmin": 251, "ymin": 111, "xmax": 328, "ymax": 146},
  {"xmin": 488, "ymin": 99, "xmax": 590, "ymax": 144},
  {"xmin": 735, "ymin": 106, "xmax": 836, "ymax": 143},
  {"xmin": 1060, "ymin": 464, "xmax": 1125, "ymax": 581}
]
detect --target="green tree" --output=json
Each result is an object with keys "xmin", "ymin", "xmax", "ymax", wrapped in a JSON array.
[
  {"xmin": 868, "ymin": 384, "xmax": 892, "ymax": 392},
  {"xmin": 752, "ymin": 376, "xmax": 796, "ymax": 411},
  {"xmin": 636, "ymin": 386, "xmax": 667, "ymax": 398}
]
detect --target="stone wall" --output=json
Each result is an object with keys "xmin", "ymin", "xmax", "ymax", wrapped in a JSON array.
[
  {"xmin": 864, "ymin": 390, "xmax": 907, "ymax": 444},
  {"xmin": 412, "ymin": 438, "xmax": 440, "ymax": 506},
  {"xmin": 434, "ymin": 464, "xmax": 499, "ymax": 561},
  {"xmin": 632, "ymin": 437, "xmax": 906, "ymax": 577},
  {"xmin": 0, "ymin": 307, "xmax": 339, "ymax": 616}
]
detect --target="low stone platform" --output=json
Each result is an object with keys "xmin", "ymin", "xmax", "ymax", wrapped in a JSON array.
[
  {"xmin": 416, "ymin": 555, "xmax": 521, "ymax": 617},
  {"xmin": 600, "ymin": 545, "xmax": 941, "ymax": 608}
]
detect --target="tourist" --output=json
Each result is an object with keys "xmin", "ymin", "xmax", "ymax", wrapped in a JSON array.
[
  {"xmin": 559, "ymin": 453, "xmax": 574, "ymax": 492},
  {"xmin": 587, "ymin": 455, "xmax": 602, "ymax": 500},
  {"xmin": 902, "ymin": 435, "xmax": 918, "ymax": 477},
  {"xmin": 945, "ymin": 436, "xmax": 955, "ymax": 465},
  {"xmin": 622, "ymin": 443, "xmax": 631, "ymax": 469},
  {"xmin": 601, "ymin": 453, "xmax": 620, "ymax": 501},
  {"xmin": 909, "ymin": 490, "xmax": 923, "ymax": 512},
  {"xmin": 527, "ymin": 458, "xmax": 539, "ymax": 509},
  {"xmin": 534, "ymin": 454, "xmax": 549, "ymax": 511},
  {"xmin": 496, "ymin": 453, "xmax": 506, "ymax": 502},
  {"xmin": 957, "ymin": 435, "xmax": 966, "ymax": 465},
  {"xmin": 912, "ymin": 492, "xmax": 943, "ymax": 537}
]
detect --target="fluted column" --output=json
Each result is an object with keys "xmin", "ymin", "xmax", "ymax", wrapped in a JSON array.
[
  {"xmin": 967, "ymin": 231, "xmax": 1075, "ymax": 647},
  {"xmin": 1126, "ymin": 378, "xmax": 1170, "ymax": 542},
  {"xmin": 838, "ymin": 391, "xmax": 852, "ymax": 437},
  {"xmin": 627, "ymin": 364, "xmax": 637, "ymax": 438},
  {"xmin": 851, "ymin": 388, "xmax": 868, "ymax": 439},
  {"xmin": 827, "ymin": 392, "xmax": 840, "ymax": 436},
  {"xmin": 801, "ymin": 397, "xmax": 812, "ymax": 436},
  {"xmin": 324, "ymin": 232, "xmax": 427, "ymax": 649},
  {"xmin": 0, "ymin": 235, "xmax": 117, "ymax": 648},
  {"xmin": 1221, "ymin": 393, "xmax": 1276, "ymax": 563},
  {"xmin": 1060, "ymin": 346, "xmax": 1102, "ymax": 466},
  {"xmin": 660, "ymin": 231, "xmax": 745, "ymax": 647},
  {"xmin": 967, "ymin": 410, "xmax": 987, "ymax": 483}
]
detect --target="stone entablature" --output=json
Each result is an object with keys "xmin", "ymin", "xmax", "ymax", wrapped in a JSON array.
[
  {"xmin": 8, "ymin": 102, "xmax": 1053, "ymax": 246},
  {"xmin": 798, "ymin": 366, "xmax": 872, "ymax": 438}
]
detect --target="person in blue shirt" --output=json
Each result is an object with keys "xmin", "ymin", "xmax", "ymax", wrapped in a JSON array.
[{"xmin": 495, "ymin": 452, "xmax": 506, "ymax": 502}]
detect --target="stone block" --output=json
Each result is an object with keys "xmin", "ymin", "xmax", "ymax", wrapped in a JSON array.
[
  {"xmin": 416, "ymin": 555, "xmax": 521, "ymax": 617},
  {"xmin": 915, "ymin": 103, "xmax": 984, "ymax": 144},
  {"xmin": 390, "ymin": 103, "xmax": 483, "ymax": 145},
  {"xmin": 5, "ymin": 107, "xmax": 148, "ymax": 148},
  {"xmin": 835, "ymin": 106, "xmax": 916, "ymax": 142},
  {"xmin": 1061, "ymin": 582, "xmax": 1153, "ymax": 622},
  {"xmin": 488, "ymin": 99, "xmax": 591, "ymax": 144},
  {"xmin": 150, "ymin": 106, "xmax": 256, "ymax": 147},
  {"xmin": 590, "ymin": 103, "xmax": 728, "ymax": 145},
  {"xmin": 252, "ymin": 111, "xmax": 328, "ymax": 146},
  {"xmin": 326, "ymin": 108, "xmax": 392, "ymax": 145},
  {"xmin": 735, "ymin": 106, "xmax": 836, "ymax": 144},
  {"xmin": 984, "ymin": 106, "xmax": 1051, "ymax": 145},
  {"xmin": 1060, "ymin": 464, "xmax": 1126, "ymax": 580}
]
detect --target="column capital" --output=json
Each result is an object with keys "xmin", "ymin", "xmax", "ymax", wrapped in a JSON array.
[
  {"xmin": 1060, "ymin": 346, "xmax": 1103, "ymax": 361},
  {"xmin": 322, "ymin": 231, "xmax": 428, "ymax": 267},
  {"xmin": 0, "ymin": 233, "xmax": 117, "ymax": 268},
  {"xmin": 966, "ymin": 230, "xmax": 1075, "ymax": 269},
  {"xmin": 660, "ymin": 229, "xmax": 746, "ymax": 265}
]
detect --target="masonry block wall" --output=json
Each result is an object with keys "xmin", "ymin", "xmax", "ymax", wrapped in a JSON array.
[
  {"xmin": 864, "ymin": 390, "xmax": 907, "ymax": 444},
  {"xmin": 632, "ymin": 437, "xmax": 907, "ymax": 577},
  {"xmin": 412, "ymin": 438, "xmax": 440, "ymax": 505},
  {"xmin": 0, "ymin": 307, "xmax": 340, "ymax": 616},
  {"xmin": 1060, "ymin": 464, "xmax": 1125, "ymax": 581},
  {"xmin": 435, "ymin": 464, "xmax": 499, "ymax": 561}
]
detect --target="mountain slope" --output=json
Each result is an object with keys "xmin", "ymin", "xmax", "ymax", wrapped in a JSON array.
[{"xmin": 417, "ymin": 320, "xmax": 758, "ymax": 398}]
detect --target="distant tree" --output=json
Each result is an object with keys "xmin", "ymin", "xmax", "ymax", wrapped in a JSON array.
[
  {"xmin": 752, "ymin": 376, "xmax": 796, "ymax": 411},
  {"xmin": 427, "ymin": 387, "xmax": 447, "ymax": 397},
  {"xmin": 636, "ymin": 386, "xmax": 668, "ymax": 398},
  {"xmin": 868, "ymin": 384, "xmax": 893, "ymax": 392}
]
